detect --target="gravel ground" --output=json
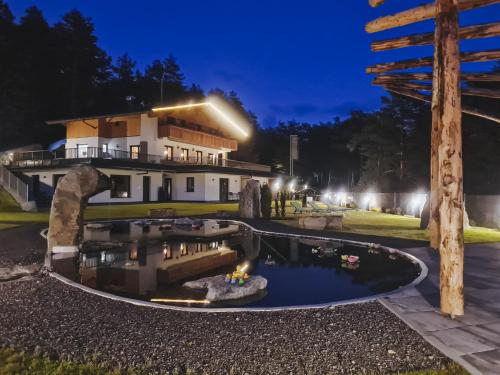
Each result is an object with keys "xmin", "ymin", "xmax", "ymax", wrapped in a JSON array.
[
  {"xmin": 0, "ymin": 275, "xmax": 451, "ymax": 374},
  {"xmin": 0, "ymin": 223, "xmax": 451, "ymax": 374}
]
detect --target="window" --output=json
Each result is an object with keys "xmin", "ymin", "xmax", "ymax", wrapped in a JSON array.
[
  {"xmin": 102, "ymin": 143, "xmax": 108, "ymax": 153},
  {"xmin": 164, "ymin": 146, "xmax": 173, "ymax": 160},
  {"xmin": 180, "ymin": 243, "xmax": 188, "ymax": 256},
  {"xmin": 208, "ymin": 153, "xmax": 214, "ymax": 165},
  {"xmin": 196, "ymin": 151, "xmax": 203, "ymax": 164},
  {"xmin": 110, "ymin": 175, "xmax": 131, "ymax": 198},
  {"xmin": 186, "ymin": 177, "xmax": 194, "ymax": 192},
  {"xmin": 180, "ymin": 148, "xmax": 189, "ymax": 162},
  {"xmin": 130, "ymin": 145, "xmax": 140, "ymax": 160}
]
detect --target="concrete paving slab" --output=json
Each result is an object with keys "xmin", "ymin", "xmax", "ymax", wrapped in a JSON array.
[
  {"xmin": 429, "ymin": 327, "xmax": 496, "ymax": 355},
  {"xmin": 382, "ymin": 243, "xmax": 500, "ymax": 375},
  {"xmin": 461, "ymin": 349, "xmax": 500, "ymax": 375}
]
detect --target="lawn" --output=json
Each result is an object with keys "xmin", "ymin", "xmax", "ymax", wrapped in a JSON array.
[
  {"xmin": 274, "ymin": 201, "xmax": 500, "ymax": 244},
  {"xmin": 0, "ymin": 187, "xmax": 21, "ymax": 212},
  {"xmin": 0, "ymin": 202, "xmax": 239, "ymax": 224}
]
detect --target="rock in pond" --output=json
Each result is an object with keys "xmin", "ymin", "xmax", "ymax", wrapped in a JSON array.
[{"xmin": 183, "ymin": 274, "xmax": 267, "ymax": 302}]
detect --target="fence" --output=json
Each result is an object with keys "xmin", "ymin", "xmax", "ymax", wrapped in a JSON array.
[{"xmin": 0, "ymin": 164, "xmax": 33, "ymax": 209}]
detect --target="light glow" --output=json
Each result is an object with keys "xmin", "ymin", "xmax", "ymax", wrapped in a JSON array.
[
  {"xmin": 152, "ymin": 101, "xmax": 249, "ymax": 138},
  {"xmin": 151, "ymin": 298, "xmax": 211, "ymax": 304},
  {"xmin": 240, "ymin": 262, "xmax": 249, "ymax": 273}
]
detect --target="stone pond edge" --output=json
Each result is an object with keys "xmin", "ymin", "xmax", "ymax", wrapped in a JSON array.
[{"xmin": 40, "ymin": 219, "xmax": 429, "ymax": 313}]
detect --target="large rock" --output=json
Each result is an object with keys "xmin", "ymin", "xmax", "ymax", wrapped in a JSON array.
[
  {"xmin": 239, "ymin": 179, "xmax": 261, "ymax": 219},
  {"xmin": 326, "ymin": 215, "xmax": 343, "ymax": 231},
  {"xmin": 184, "ymin": 274, "xmax": 267, "ymax": 302},
  {"xmin": 47, "ymin": 165, "xmax": 110, "ymax": 255},
  {"xmin": 298, "ymin": 216, "xmax": 327, "ymax": 230}
]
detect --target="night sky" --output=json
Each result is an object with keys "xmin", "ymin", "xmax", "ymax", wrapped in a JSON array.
[{"xmin": 9, "ymin": 0, "xmax": 500, "ymax": 127}]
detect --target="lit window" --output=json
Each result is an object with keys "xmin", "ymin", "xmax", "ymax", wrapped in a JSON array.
[
  {"xmin": 208, "ymin": 153, "xmax": 214, "ymax": 165},
  {"xmin": 130, "ymin": 145, "xmax": 140, "ymax": 160},
  {"xmin": 102, "ymin": 143, "xmax": 108, "ymax": 153},
  {"xmin": 163, "ymin": 243, "xmax": 172, "ymax": 260},
  {"xmin": 164, "ymin": 146, "xmax": 173, "ymax": 160},
  {"xmin": 196, "ymin": 151, "xmax": 203, "ymax": 164},
  {"xmin": 180, "ymin": 243, "xmax": 188, "ymax": 256},
  {"xmin": 181, "ymin": 148, "xmax": 189, "ymax": 162}
]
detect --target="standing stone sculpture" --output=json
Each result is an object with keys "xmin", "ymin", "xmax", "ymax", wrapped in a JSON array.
[
  {"xmin": 239, "ymin": 179, "xmax": 261, "ymax": 219},
  {"xmin": 47, "ymin": 165, "xmax": 110, "ymax": 255}
]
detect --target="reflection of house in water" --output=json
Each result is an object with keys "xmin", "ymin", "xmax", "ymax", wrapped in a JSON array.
[
  {"xmin": 78, "ymin": 230, "xmax": 239, "ymax": 297},
  {"xmin": 83, "ymin": 220, "xmax": 240, "ymax": 242}
]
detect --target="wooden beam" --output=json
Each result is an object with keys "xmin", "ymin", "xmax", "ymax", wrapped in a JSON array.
[
  {"xmin": 376, "ymin": 80, "xmax": 500, "ymax": 98},
  {"xmin": 433, "ymin": 0, "xmax": 464, "ymax": 318},
  {"xmin": 384, "ymin": 85, "xmax": 500, "ymax": 123},
  {"xmin": 376, "ymin": 72, "xmax": 500, "ymax": 82},
  {"xmin": 367, "ymin": 49, "xmax": 500, "ymax": 73},
  {"xmin": 369, "ymin": 0, "xmax": 386, "ymax": 7},
  {"xmin": 372, "ymin": 22, "xmax": 500, "ymax": 51},
  {"xmin": 366, "ymin": 0, "xmax": 500, "ymax": 33}
]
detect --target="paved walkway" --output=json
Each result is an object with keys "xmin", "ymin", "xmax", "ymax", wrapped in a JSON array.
[{"xmin": 381, "ymin": 244, "xmax": 500, "ymax": 375}]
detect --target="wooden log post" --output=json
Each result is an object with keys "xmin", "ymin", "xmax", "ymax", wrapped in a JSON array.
[{"xmin": 432, "ymin": 0, "xmax": 464, "ymax": 317}]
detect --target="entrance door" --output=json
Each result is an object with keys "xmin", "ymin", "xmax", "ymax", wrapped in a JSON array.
[
  {"xmin": 31, "ymin": 175, "xmax": 40, "ymax": 199},
  {"xmin": 142, "ymin": 176, "xmax": 150, "ymax": 202},
  {"xmin": 219, "ymin": 178, "xmax": 229, "ymax": 202},
  {"xmin": 163, "ymin": 177, "xmax": 172, "ymax": 201}
]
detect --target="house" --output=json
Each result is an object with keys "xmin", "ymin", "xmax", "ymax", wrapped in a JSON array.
[{"xmin": 2, "ymin": 100, "xmax": 273, "ymax": 207}]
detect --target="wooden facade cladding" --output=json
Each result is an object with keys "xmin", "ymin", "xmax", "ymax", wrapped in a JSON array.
[
  {"xmin": 66, "ymin": 116, "xmax": 140, "ymax": 139},
  {"xmin": 158, "ymin": 125, "xmax": 238, "ymax": 151}
]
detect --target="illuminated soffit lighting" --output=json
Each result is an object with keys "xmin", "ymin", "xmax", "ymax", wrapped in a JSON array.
[{"xmin": 152, "ymin": 102, "xmax": 249, "ymax": 138}]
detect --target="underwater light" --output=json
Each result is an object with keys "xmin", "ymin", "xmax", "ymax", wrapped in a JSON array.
[{"xmin": 151, "ymin": 298, "xmax": 211, "ymax": 305}]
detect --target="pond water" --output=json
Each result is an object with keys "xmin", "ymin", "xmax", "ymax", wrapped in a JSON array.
[{"xmin": 50, "ymin": 219, "xmax": 421, "ymax": 308}]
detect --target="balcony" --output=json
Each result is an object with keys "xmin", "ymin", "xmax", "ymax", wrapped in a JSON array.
[
  {"xmin": 158, "ymin": 125, "xmax": 238, "ymax": 151},
  {"xmin": 6, "ymin": 147, "xmax": 271, "ymax": 173}
]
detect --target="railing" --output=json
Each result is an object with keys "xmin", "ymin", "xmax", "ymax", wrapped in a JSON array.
[
  {"xmin": 0, "ymin": 164, "xmax": 31, "ymax": 205},
  {"xmin": 8, "ymin": 147, "xmax": 271, "ymax": 172}
]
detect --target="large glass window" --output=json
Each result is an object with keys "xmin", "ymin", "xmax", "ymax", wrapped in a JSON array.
[
  {"xmin": 180, "ymin": 148, "xmax": 189, "ymax": 162},
  {"xmin": 110, "ymin": 175, "xmax": 131, "ymax": 198},
  {"xmin": 196, "ymin": 151, "xmax": 203, "ymax": 164},
  {"xmin": 164, "ymin": 146, "xmax": 173, "ymax": 160},
  {"xmin": 186, "ymin": 177, "xmax": 194, "ymax": 192},
  {"xmin": 208, "ymin": 153, "xmax": 214, "ymax": 165},
  {"xmin": 130, "ymin": 145, "xmax": 140, "ymax": 160}
]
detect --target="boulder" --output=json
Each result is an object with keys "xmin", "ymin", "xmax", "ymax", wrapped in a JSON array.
[
  {"xmin": 298, "ymin": 216, "xmax": 327, "ymax": 230},
  {"xmin": 149, "ymin": 208, "xmax": 176, "ymax": 218},
  {"xmin": 184, "ymin": 274, "xmax": 267, "ymax": 302},
  {"xmin": 239, "ymin": 179, "xmax": 261, "ymax": 219},
  {"xmin": 47, "ymin": 166, "xmax": 110, "ymax": 255},
  {"xmin": 326, "ymin": 215, "xmax": 343, "ymax": 231}
]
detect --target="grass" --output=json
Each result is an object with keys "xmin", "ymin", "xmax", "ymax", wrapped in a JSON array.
[
  {"xmin": 0, "ymin": 348, "xmax": 133, "ymax": 375},
  {"xmin": 0, "ymin": 347, "xmax": 467, "ymax": 375},
  {"xmin": 0, "ymin": 187, "xmax": 21, "ymax": 212},
  {"xmin": 275, "ymin": 201, "xmax": 500, "ymax": 244},
  {"xmin": 0, "ymin": 202, "xmax": 239, "ymax": 224},
  {"xmin": 1, "ymin": 197, "xmax": 500, "ymax": 243},
  {"xmin": 389, "ymin": 363, "xmax": 469, "ymax": 375}
]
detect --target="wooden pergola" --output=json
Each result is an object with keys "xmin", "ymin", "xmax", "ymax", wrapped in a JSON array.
[{"xmin": 366, "ymin": 0, "xmax": 500, "ymax": 317}]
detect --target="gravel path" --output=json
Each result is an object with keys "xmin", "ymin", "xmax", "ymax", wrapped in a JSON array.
[{"xmin": 0, "ymin": 224, "xmax": 451, "ymax": 374}]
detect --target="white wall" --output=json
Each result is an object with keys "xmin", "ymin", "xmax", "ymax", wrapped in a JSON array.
[{"xmin": 171, "ymin": 173, "xmax": 206, "ymax": 201}]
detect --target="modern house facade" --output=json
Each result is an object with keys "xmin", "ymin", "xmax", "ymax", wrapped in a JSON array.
[{"xmin": 1, "ymin": 101, "xmax": 272, "ymax": 207}]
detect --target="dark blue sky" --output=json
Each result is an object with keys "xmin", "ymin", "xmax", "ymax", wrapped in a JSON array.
[{"xmin": 9, "ymin": 0, "xmax": 500, "ymax": 127}]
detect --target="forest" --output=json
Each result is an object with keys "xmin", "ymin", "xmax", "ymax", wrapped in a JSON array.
[{"xmin": 1, "ymin": 1, "xmax": 499, "ymax": 194}]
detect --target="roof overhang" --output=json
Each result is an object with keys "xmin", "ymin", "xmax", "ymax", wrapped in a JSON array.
[{"xmin": 151, "ymin": 100, "xmax": 249, "ymax": 139}]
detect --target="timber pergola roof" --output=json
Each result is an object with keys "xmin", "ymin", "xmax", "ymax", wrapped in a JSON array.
[
  {"xmin": 366, "ymin": 0, "xmax": 500, "ymax": 318},
  {"xmin": 366, "ymin": 0, "xmax": 500, "ymax": 124}
]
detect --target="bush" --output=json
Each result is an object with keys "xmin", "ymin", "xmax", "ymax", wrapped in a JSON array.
[{"xmin": 260, "ymin": 184, "xmax": 272, "ymax": 219}]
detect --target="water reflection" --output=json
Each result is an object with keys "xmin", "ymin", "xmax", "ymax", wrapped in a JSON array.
[{"xmin": 51, "ymin": 219, "xmax": 420, "ymax": 308}]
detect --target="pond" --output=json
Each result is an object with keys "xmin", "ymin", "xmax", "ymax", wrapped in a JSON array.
[{"xmin": 50, "ymin": 219, "xmax": 422, "ymax": 309}]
